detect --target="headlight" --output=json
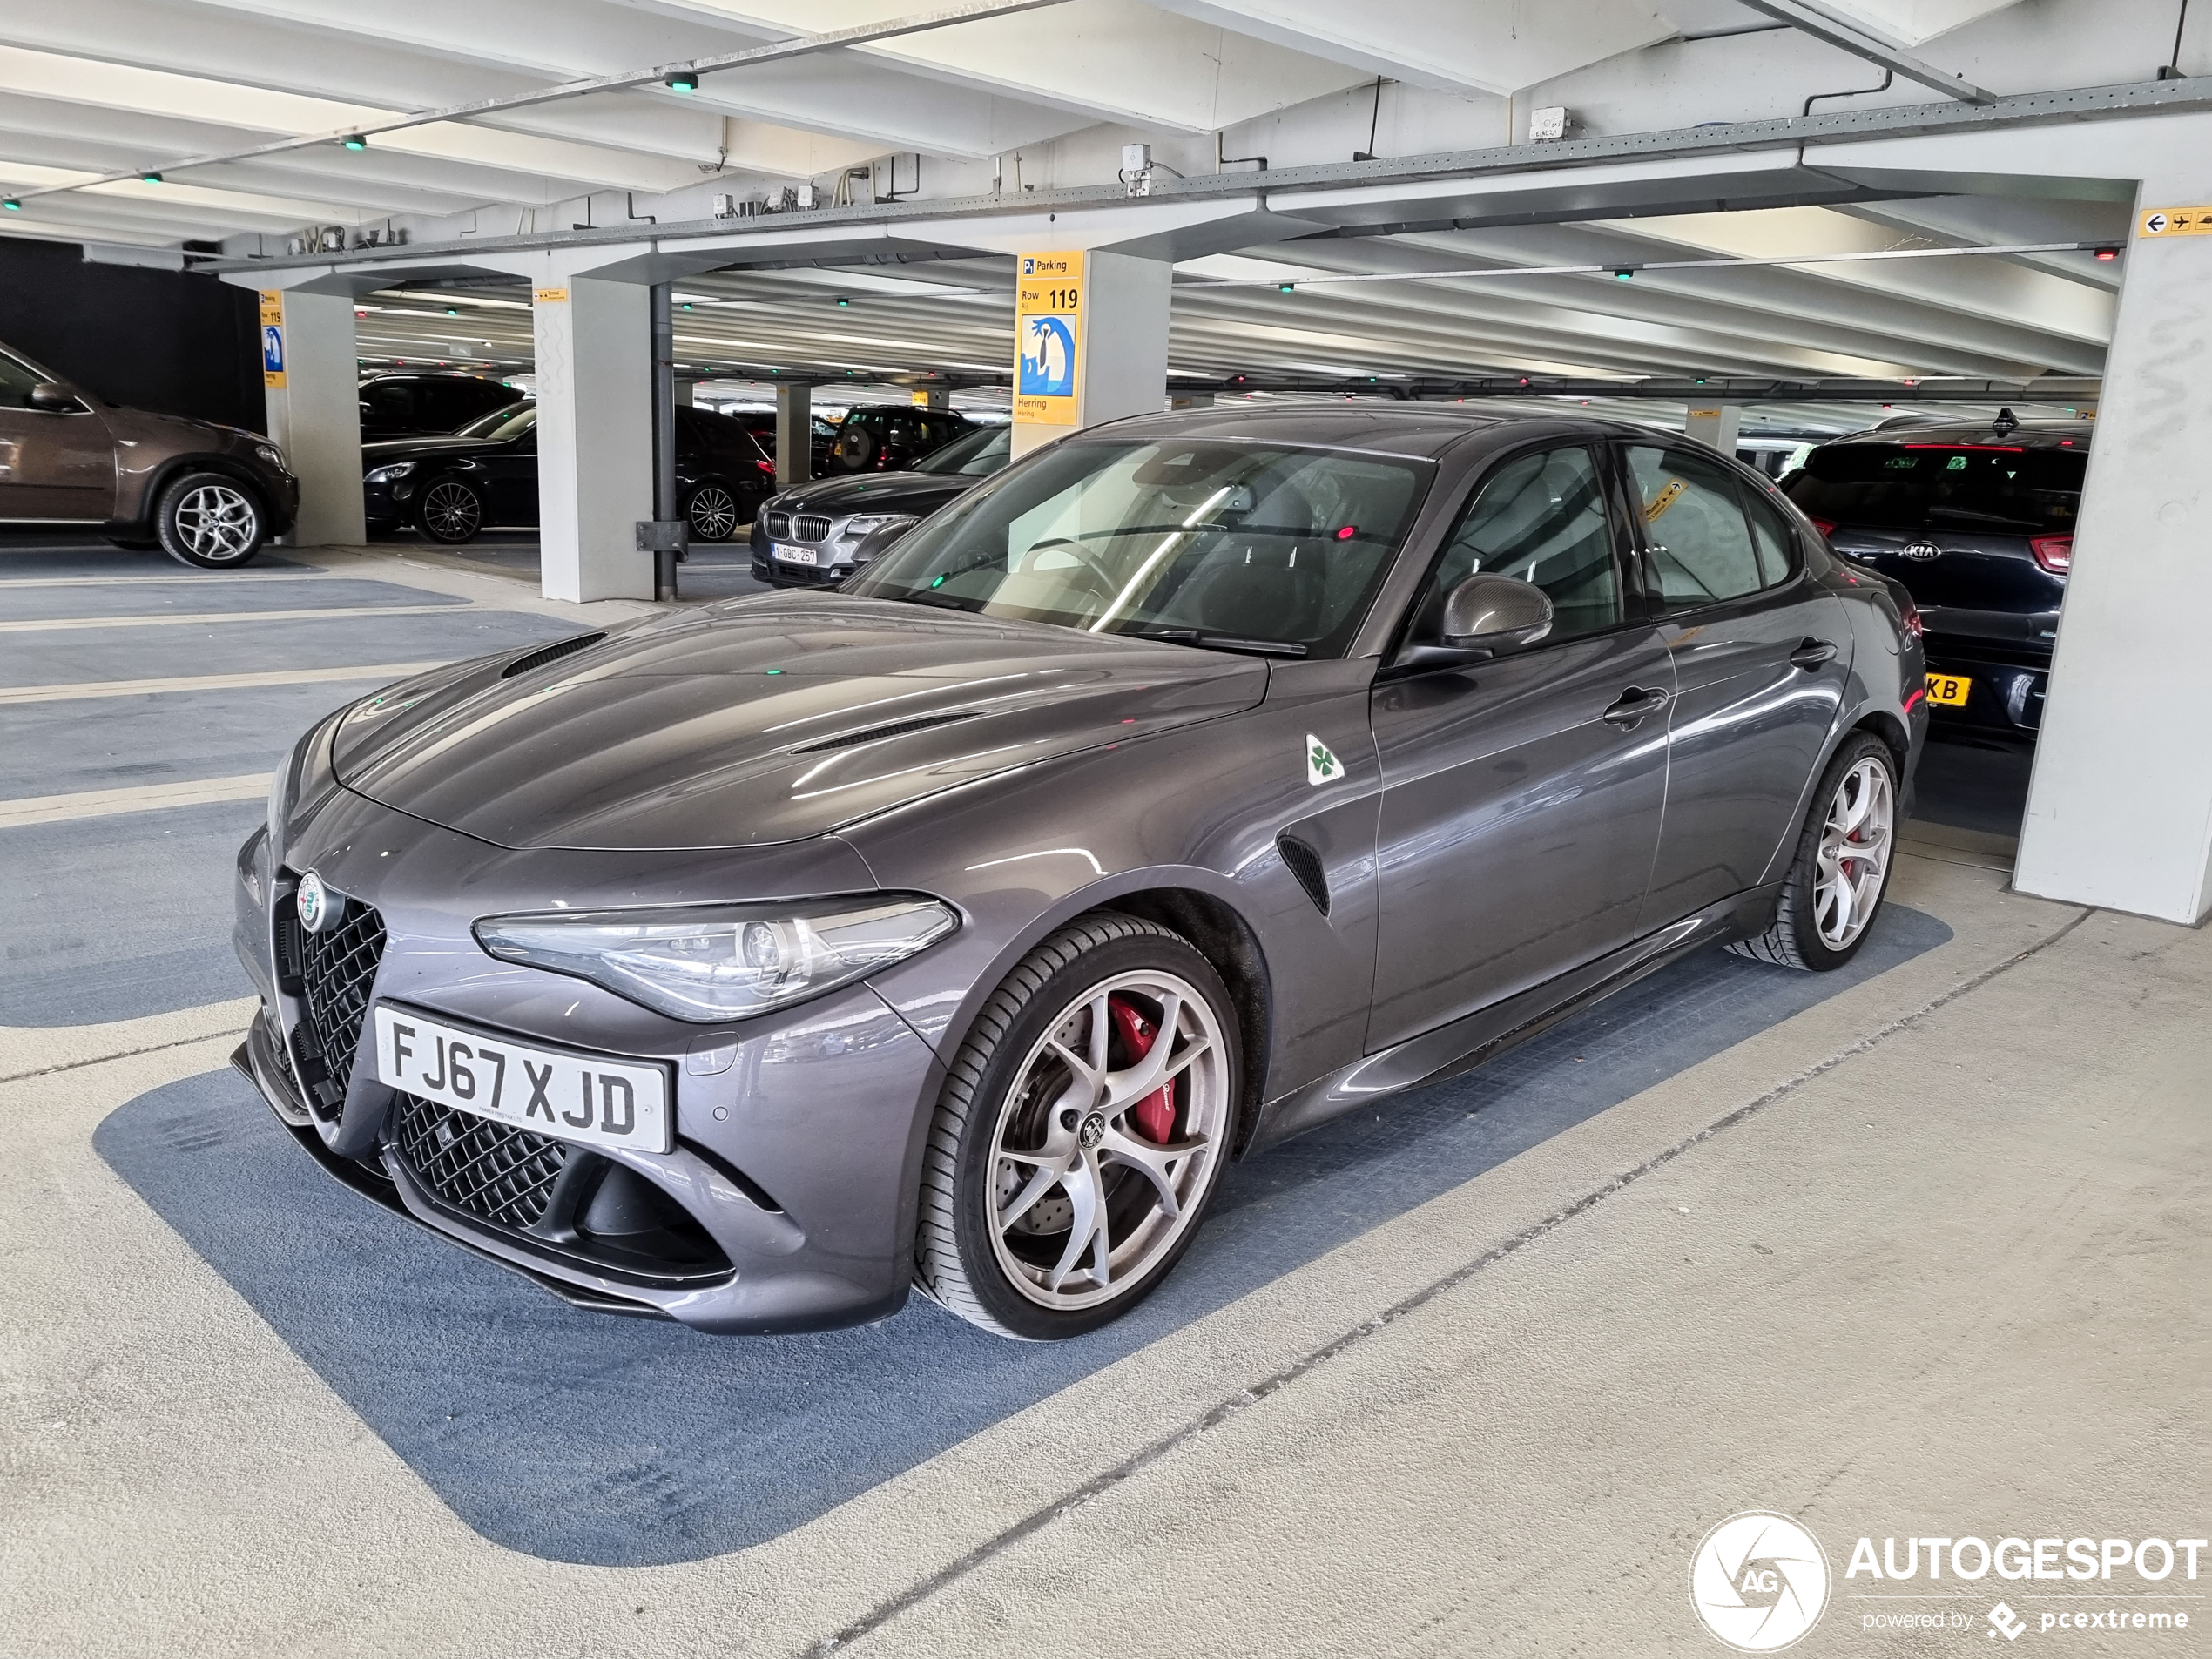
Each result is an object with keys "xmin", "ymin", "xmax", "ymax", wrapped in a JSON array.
[
  {"xmin": 365, "ymin": 462, "xmax": 416, "ymax": 484},
  {"xmin": 474, "ymin": 895, "xmax": 958, "ymax": 1022},
  {"xmin": 253, "ymin": 442, "xmax": 287, "ymax": 469},
  {"xmin": 837, "ymin": 514, "xmax": 910, "ymax": 539}
]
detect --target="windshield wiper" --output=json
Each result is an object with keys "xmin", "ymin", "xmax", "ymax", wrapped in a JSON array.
[
  {"xmin": 1123, "ymin": 626, "xmax": 1308, "ymax": 658},
  {"xmin": 888, "ymin": 589, "xmax": 985, "ymax": 613}
]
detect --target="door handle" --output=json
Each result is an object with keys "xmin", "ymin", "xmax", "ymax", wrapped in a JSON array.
[
  {"xmin": 1602, "ymin": 686, "xmax": 1670, "ymax": 727},
  {"xmin": 1789, "ymin": 638, "xmax": 1838, "ymax": 670}
]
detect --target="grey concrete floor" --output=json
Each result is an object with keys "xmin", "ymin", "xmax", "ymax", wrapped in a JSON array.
[{"xmin": 1, "ymin": 541, "xmax": 2203, "ymax": 1657}]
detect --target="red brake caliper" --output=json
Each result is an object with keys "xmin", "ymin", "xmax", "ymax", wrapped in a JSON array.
[{"xmin": 1108, "ymin": 995, "xmax": 1177, "ymax": 1144}]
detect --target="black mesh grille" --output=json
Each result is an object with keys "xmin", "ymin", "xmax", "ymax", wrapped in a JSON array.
[
  {"xmin": 762, "ymin": 509, "xmax": 792, "ymax": 538},
  {"xmin": 1277, "ymin": 833, "xmax": 1331, "ymax": 917},
  {"xmin": 295, "ymin": 899, "xmax": 385, "ymax": 1111},
  {"xmin": 793, "ymin": 513, "xmax": 833, "ymax": 542},
  {"xmin": 790, "ymin": 710, "xmax": 978, "ymax": 753},
  {"xmin": 392, "ymin": 1092, "xmax": 572, "ymax": 1231},
  {"xmin": 502, "ymin": 631, "xmax": 604, "ymax": 678}
]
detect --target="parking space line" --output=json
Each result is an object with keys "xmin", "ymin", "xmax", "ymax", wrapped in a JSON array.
[
  {"xmin": 0, "ymin": 604, "xmax": 473, "ymax": 634},
  {"xmin": 0, "ymin": 570, "xmax": 334, "ymax": 588},
  {"xmin": 0, "ymin": 772, "xmax": 272, "ymax": 829},
  {"xmin": 0, "ymin": 663, "xmax": 443, "ymax": 705}
]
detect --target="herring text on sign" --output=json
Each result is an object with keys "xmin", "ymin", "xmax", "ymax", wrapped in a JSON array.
[{"xmin": 1014, "ymin": 250, "xmax": 1084, "ymax": 428}]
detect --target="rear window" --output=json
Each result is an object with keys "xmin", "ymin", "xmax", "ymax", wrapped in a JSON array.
[{"xmin": 1784, "ymin": 443, "xmax": 2086, "ymax": 533}]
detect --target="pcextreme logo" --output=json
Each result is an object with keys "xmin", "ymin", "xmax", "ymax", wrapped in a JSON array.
[{"xmin": 1689, "ymin": 1512, "xmax": 1831, "ymax": 1652}]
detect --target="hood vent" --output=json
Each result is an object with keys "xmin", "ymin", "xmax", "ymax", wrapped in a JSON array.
[
  {"xmin": 1277, "ymin": 833, "xmax": 1331, "ymax": 917},
  {"xmin": 502, "ymin": 631, "xmax": 606, "ymax": 678},
  {"xmin": 790, "ymin": 710, "xmax": 981, "ymax": 754}
]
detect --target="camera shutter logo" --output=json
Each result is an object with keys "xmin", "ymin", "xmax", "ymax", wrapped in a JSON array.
[{"xmin": 1689, "ymin": 1512, "xmax": 1831, "ymax": 1651}]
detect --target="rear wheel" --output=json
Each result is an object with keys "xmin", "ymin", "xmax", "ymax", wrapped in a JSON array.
[
  {"xmin": 915, "ymin": 914, "xmax": 1238, "ymax": 1340},
  {"xmin": 155, "ymin": 471, "xmax": 264, "ymax": 568},
  {"xmin": 1729, "ymin": 732, "xmax": 1898, "ymax": 972},
  {"xmin": 686, "ymin": 484, "xmax": 738, "ymax": 542},
  {"xmin": 415, "ymin": 478, "xmax": 483, "ymax": 543}
]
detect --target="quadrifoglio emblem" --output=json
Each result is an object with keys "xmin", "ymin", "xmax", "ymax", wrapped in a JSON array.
[{"xmin": 1689, "ymin": 1512, "xmax": 1831, "ymax": 1651}]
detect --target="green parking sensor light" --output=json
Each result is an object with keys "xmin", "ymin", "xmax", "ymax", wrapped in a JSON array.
[
  {"xmin": 1278, "ymin": 282, "xmax": 1295, "ymax": 293},
  {"xmin": 2, "ymin": 199, "xmax": 17, "ymax": 212},
  {"xmin": 1612, "ymin": 267, "xmax": 1635, "ymax": 280},
  {"xmin": 342, "ymin": 134, "xmax": 367, "ymax": 151},
  {"xmin": 139, "ymin": 172, "xmax": 163, "ymax": 185},
  {"xmin": 664, "ymin": 71, "xmax": 699, "ymax": 93}
]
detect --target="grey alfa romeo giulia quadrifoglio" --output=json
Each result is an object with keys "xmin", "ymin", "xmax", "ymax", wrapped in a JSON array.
[{"xmin": 234, "ymin": 406, "xmax": 1925, "ymax": 1340}]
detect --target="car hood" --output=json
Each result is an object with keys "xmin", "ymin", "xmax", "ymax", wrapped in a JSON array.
[
  {"xmin": 333, "ymin": 592, "xmax": 1267, "ymax": 852},
  {"xmin": 770, "ymin": 471, "xmax": 974, "ymax": 516},
  {"xmin": 361, "ymin": 435, "xmax": 504, "ymax": 464}
]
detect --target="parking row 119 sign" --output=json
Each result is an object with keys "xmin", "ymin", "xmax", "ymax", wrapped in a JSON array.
[{"xmin": 1015, "ymin": 250, "xmax": 1083, "ymax": 427}]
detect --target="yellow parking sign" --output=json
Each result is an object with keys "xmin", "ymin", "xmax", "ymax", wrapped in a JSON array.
[
  {"xmin": 258, "ymin": 291, "xmax": 286, "ymax": 389},
  {"xmin": 1014, "ymin": 251, "xmax": 1082, "ymax": 428},
  {"xmin": 2139, "ymin": 206, "xmax": 2212, "ymax": 237}
]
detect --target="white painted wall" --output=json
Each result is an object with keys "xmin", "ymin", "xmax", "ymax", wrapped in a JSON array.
[
  {"xmin": 260, "ymin": 288, "xmax": 361, "ymax": 548},
  {"xmin": 533, "ymin": 277, "xmax": 653, "ymax": 603}
]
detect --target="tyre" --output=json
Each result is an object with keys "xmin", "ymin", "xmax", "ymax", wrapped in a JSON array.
[
  {"xmin": 1729, "ymin": 732, "xmax": 1898, "ymax": 972},
  {"xmin": 686, "ymin": 483, "xmax": 738, "ymax": 543},
  {"xmin": 415, "ymin": 477, "xmax": 484, "ymax": 543},
  {"xmin": 154, "ymin": 471, "xmax": 264, "ymax": 568},
  {"xmin": 915, "ymin": 914, "xmax": 1239, "ymax": 1340}
]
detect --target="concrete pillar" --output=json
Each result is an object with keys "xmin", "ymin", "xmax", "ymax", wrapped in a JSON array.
[
  {"xmin": 776, "ymin": 381, "xmax": 813, "ymax": 489},
  {"xmin": 259, "ymin": 288, "xmax": 363, "ymax": 547},
  {"xmin": 2015, "ymin": 182, "xmax": 2212, "ymax": 922},
  {"xmin": 1010, "ymin": 249, "xmax": 1170, "ymax": 458},
  {"xmin": 1684, "ymin": 405, "xmax": 1742, "ymax": 455},
  {"xmin": 673, "ymin": 377, "xmax": 701, "ymax": 408},
  {"xmin": 532, "ymin": 276, "xmax": 653, "ymax": 602}
]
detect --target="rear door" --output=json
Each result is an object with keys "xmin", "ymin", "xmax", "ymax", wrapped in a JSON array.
[
  {"xmin": 358, "ymin": 381, "xmax": 414, "ymax": 440},
  {"xmin": 1367, "ymin": 441, "xmax": 1673, "ymax": 1051},
  {"xmin": 0, "ymin": 351, "xmax": 114, "ymax": 522},
  {"xmin": 1622, "ymin": 442, "xmax": 1854, "ymax": 928}
]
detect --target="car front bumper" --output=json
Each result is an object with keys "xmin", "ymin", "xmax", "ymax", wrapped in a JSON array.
[{"xmin": 233, "ymin": 785, "xmax": 948, "ymax": 1334}]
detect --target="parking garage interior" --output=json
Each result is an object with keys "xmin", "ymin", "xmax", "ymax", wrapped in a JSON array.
[{"xmin": 3, "ymin": 3, "xmax": 2209, "ymax": 1655}]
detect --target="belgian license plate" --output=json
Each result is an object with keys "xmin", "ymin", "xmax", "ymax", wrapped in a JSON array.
[
  {"xmin": 772, "ymin": 543, "xmax": 817, "ymax": 566},
  {"xmin": 1925, "ymin": 672, "xmax": 1971, "ymax": 707},
  {"xmin": 370, "ymin": 1005, "xmax": 672, "ymax": 1155}
]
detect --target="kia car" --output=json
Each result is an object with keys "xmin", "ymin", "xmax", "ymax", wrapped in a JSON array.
[
  {"xmin": 752, "ymin": 422, "xmax": 1010, "ymax": 586},
  {"xmin": 362, "ymin": 403, "xmax": 777, "ymax": 543},
  {"xmin": 0, "ymin": 339, "xmax": 298, "ymax": 568},
  {"xmin": 1784, "ymin": 413, "xmax": 2081, "ymax": 736},
  {"xmin": 235, "ymin": 406, "xmax": 1923, "ymax": 1341}
]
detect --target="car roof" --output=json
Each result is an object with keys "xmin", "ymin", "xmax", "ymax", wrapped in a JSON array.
[
  {"xmin": 1074, "ymin": 401, "xmax": 1656, "ymax": 461},
  {"xmin": 1817, "ymin": 417, "xmax": 2093, "ymax": 450},
  {"xmin": 358, "ymin": 371, "xmax": 514, "ymax": 386}
]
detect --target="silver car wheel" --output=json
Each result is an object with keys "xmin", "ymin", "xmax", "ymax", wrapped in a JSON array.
[
  {"xmin": 1814, "ymin": 755, "xmax": 1893, "ymax": 949},
  {"xmin": 172, "ymin": 482, "xmax": 259, "ymax": 562},
  {"xmin": 986, "ymin": 968, "xmax": 1230, "ymax": 1312},
  {"xmin": 688, "ymin": 485, "xmax": 738, "ymax": 542}
]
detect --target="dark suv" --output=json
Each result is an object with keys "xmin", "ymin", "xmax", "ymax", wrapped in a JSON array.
[
  {"xmin": 828, "ymin": 404, "xmax": 974, "ymax": 473},
  {"xmin": 0, "ymin": 340, "xmax": 298, "ymax": 568},
  {"xmin": 358, "ymin": 373, "xmax": 526, "ymax": 441},
  {"xmin": 1784, "ymin": 415, "xmax": 2082, "ymax": 736}
]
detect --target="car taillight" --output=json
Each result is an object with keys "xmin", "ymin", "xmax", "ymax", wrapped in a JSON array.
[
  {"xmin": 1807, "ymin": 516, "xmax": 1838, "ymax": 537},
  {"xmin": 2030, "ymin": 534, "xmax": 2072, "ymax": 574},
  {"xmin": 755, "ymin": 458, "xmax": 776, "ymax": 474},
  {"xmin": 1898, "ymin": 595, "xmax": 1924, "ymax": 640}
]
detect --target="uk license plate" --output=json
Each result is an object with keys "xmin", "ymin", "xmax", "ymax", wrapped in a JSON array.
[
  {"xmin": 1925, "ymin": 672, "xmax": 1971, "ymax": 707},
  {"xmin": 370, "ymin": 1005, "xmax": 672, "ymax": 1155},
  {"xmin": 772, "ymin": 543, "xmax": 817, "ymax": 565}
]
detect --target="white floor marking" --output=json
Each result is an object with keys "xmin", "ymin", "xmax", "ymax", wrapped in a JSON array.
[
  {"xmin": 0, "ymin": 663, "xmax": 443, "ymax": 705},
  {"xmin": 0, "ymin": 772, "xmax": 272, "ymax": 828},
  {"xmin": 0, "ymin": 604, "xmax": 472, "ymax": 634},
  {"xmin": 0, "ymin": 570, "xmax": 334, "ymax": 588}
]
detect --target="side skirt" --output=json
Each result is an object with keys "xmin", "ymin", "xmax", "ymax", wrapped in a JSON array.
[{"xmin": 1248, "ymin": 885, "xmax": 1780, "ymax": 1153}]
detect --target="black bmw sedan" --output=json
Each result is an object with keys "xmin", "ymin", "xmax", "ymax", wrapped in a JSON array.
[
  {"xmin": 751, "ymin": 422, "xmax": 1009, "ymax": 586},
  {"xmin": 1784, "ymin": 415, "xmax": 2083, "ymax": 737},
  {"xmin": 364, "ymin": 403, "xmax": 779, "ymax": 545}
]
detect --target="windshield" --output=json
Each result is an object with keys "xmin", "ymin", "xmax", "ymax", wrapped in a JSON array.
[
  {"xmin": 913, "ymin": 424, "xmax": 1011, "ymax": 476},
  {"xmin": 846, "ymin": 438, "xmax": 1430, "ymax": 657},
  {"xmin": 1784, "ymin": 442, "xmax": 2085, "ymax": 533},
  {"xmin": 450, "ymin": 403, "xmax": 535, "ymax": 441}
]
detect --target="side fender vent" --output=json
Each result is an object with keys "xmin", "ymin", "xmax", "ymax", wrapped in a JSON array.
[
  {"xmin": 501, "ymin": 631, "xmax": 606, "ymax": 678},
  {"xmin": 791, "ymin": 710, "xmax": 980, "ymax": 753},
  {"xmin": 1277, "ymin": 833, "xmax": 1331, "ymax": 918}
]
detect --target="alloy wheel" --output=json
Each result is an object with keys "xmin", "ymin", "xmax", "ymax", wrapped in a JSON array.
[
  {"xmin": 420, "ymin": 481, "xmax": 482, "ymax": 542},
  {"xmin": 1815, "ymin": 755, "xmax": 1893, "ymax": 949},
  {"xmin": 171, "ymin": 482, "xmax": 259, "ymax": 563},
  {"xmin": 688, "ymin": 486, "xmax": 738, "ymax": 542},
  {"xmin": 986, "ymin": 969, "xmax": 1230, "ymax": 1312}
]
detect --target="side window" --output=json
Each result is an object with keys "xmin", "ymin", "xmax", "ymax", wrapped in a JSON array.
[
  {"xmin": 360, "ymin": 381, "xmax": 412, "ymax": 427},
  {"xmin": 1421, "ymin": 445, "xmax": 1624, "ymax": 644},
  {"xmin": 1625, "ymin": 444, "xmax": 1764, "ymax": 608},
  {"xmin": 0, "ymin": 352, "xmax": 46, "ymax": 408},
  {"xmin": 1739, "ymin": 485, "xmax": 1798, "ymax": 587}
]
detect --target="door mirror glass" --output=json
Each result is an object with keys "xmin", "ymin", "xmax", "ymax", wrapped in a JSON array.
[
  {"xmin": 1439, "ymin": 573, "xmax": 1554, "ymax": 652},
  {"xmin": 27, "ymin": 381, "xmax": 77, "ymax": 412}
]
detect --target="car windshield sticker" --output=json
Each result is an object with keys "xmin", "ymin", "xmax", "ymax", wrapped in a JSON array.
[{"xmin": 1306, "ymin": 735, "xmax": 1340, "ymax": 786}]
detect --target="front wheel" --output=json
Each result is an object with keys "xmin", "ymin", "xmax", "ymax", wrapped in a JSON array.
[
  {"xmin": 156, "ymin": 471, "xmax": 265, "ymax": 568},
  {"xmin": 685, "ymin": 484, "xmax": 738, "ymax": 542},
  {"xmin": 915, "ymin": 914, "xmax": 1239, "ymax": 1340},
  {"xmin": 415, "ymin": 478, "xmax": 484, "ymax": 543},
  {"xmin": 1730, "ymin": 732, "xmax": 1898, "ymax": 971}
]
